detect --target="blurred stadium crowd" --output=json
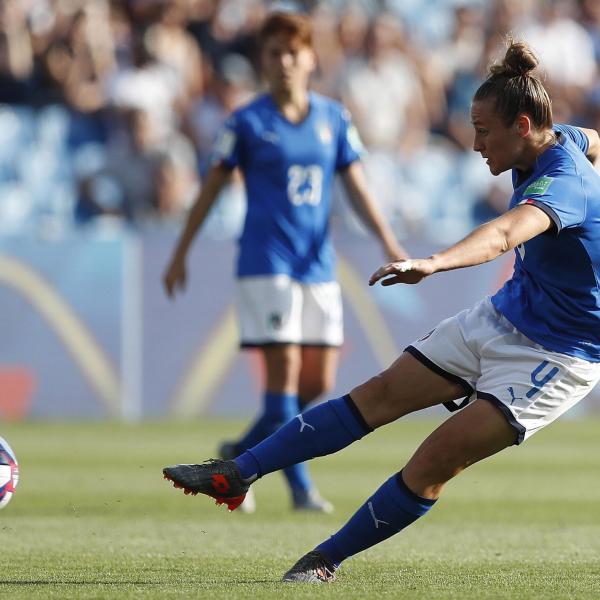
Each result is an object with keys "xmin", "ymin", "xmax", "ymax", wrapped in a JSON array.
[{"xmin": 1, "ymin": 0, "xmax": 600, "ymax": 241}]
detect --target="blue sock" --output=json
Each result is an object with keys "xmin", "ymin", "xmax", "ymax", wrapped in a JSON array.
[
  {"xmin": 235, "ymin": 392, "xmax": 312, "ymax": 491},
  {"xmin": 236, "ymin": 392, "xmax": 296, "ymax": 451},
  {"xmin": 234, "ymin": 394, "xmax": 372, "ymax": 481},
  {"xmin": 282, "ymin": 396, "xmax": 312, "ymax": 492},
  {"xmin": 315, "ymin": 472, "xmax": 436, "ymax": 567}
]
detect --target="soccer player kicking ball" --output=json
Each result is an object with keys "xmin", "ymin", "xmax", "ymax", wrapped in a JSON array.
[
  {"xmin": 164, "ymin": 39, "xmax": 600, "ymax": 582},
  {"xmin": 163, "ymin": 11, "xmax": 405, "ymax": 514}
]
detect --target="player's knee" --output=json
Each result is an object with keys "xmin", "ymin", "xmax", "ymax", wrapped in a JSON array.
[
  {"xmin": 353, "ymin": 372, "xmax": 388, "ymax": 400},
  {"xmin": 407, "ymin": 436, "xmax": 469, "ymax": 487},
  {"xmin": 348, "ymin": 373, "xmax": 404, "ymax": 428}
]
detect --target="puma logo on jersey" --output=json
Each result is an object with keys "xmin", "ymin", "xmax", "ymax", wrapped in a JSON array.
[{"xmin": 261, "ymin": 131, "xmax": 279, "ymax": 144}]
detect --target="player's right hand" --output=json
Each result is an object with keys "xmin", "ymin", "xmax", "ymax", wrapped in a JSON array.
[
  {"xmin": 164, "ymin": 256, "xmax": 187, "ymax": 298},
  {"xmin": 368, "ymin": 259, "xmax": 435, "ymax": 287}
]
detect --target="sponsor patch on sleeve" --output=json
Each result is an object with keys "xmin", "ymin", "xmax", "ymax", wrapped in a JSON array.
[
  {"xmin": 524, "ymin": 176, "xmax": 553, "ymax": 196},
  {"xmin": 212, "ymin": 128, "xmax": 236, "ymax": 161},
  {"xmin": 347, "ymin": 124, "xmax": 365, "ymax": 154}
]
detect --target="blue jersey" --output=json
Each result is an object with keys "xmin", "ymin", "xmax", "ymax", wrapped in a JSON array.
[
  {"xmin": 211, "ymin": 92, "xmax": 363, "ymax": 283},
  {"xmin": 492, "ymin": 123, "xmax": 600, "ymax": 362}
]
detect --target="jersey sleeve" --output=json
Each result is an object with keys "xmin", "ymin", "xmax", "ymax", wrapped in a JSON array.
[
  {"xmin": 554, "ymin": 123, "xmax": 590, "ymax": 155},
  {"xmin": 335, "ymin": 108, "xmax": 364, "ymax": 170},
  {"xmin": 519, "ymin": 171, "xmax": 586, "ymax": 232},
  {"xmin": 209, "ymin": 114, "xmax": 243, "ymax": 169}
]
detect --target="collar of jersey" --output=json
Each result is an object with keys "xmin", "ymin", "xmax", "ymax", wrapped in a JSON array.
[{"xmin": 267, "ymin": 92, "xmax": 315, "ymax": 127}]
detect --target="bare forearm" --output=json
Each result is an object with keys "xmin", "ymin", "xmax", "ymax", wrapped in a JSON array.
[
  {"xmin": 429, "ymin": 220, "xmax": 510, "ymax": 273},
  {"xmin": 354, "ymin": 197, "xmax": 407, "ymax": 259},
  {"xmin": 341, "ymin": 163, "xmax": 407, "ymax": 259},
  {"xmin": 174, "ymin": 198, "xmax": 211, "ymax": 257},
  {"xmin": 370, "ymin": 205, "xmax": 552, "ymax": 287},
  {"xmin": 353, "ymin": 198, "xmax": 396, "ymax": 246},
  {"xmin": 173, "ymin": 165, "xmax": 231, "ymax": 258},
  {"xmin": 429, "ymin": 203, "xmax": 552, "ymax": 274}
]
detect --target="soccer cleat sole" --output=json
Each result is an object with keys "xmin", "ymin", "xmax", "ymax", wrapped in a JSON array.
[
  {"xmin": 214, "ymin": 494, "xmax": 246, "ymax": 511},
  {"xmin": 163, "ymin": 471, "xmax": 246, "ymax": 511}
]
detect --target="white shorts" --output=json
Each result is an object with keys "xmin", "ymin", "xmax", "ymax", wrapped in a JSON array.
[
  {"xmin": 407, "ymin": 297, "xmax": 600, "ymax": 444},
  {"xmin": 236, "ymin": 275, "xmax": 343, "ymax": 347}
]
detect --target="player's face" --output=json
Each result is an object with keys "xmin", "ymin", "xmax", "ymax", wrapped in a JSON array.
[
  {"xmin": 261, "ymin": 33, "xmax": 316, "ymax": 94},
  {"xmin": 471, "ymin": 98, "xmax": 524, "ymax": 175}
]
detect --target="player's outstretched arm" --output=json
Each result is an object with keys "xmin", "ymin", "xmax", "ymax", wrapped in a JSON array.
[
  {"xmin": 369, "ymin": 203, "xmax": 552, "ymax": 287},
  {"xmin": 340, "ymin": 162, "xmax": 408, "ymax": 261},
  {"xmin": 163, "ymin": 163, "xmax": 232, "ymax": 298}
]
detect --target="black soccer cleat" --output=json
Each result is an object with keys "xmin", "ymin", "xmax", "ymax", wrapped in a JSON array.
[
  {"xmin": 218, "ymin": 441, "xmax": 256, "ymax": 513},
  {"xmin": 282, "ymin": 550, "xmax": 337, "ymax": 583},
  {"xmin": 162, "ymin": 459, "xmax": 250, "ymax": 511}
]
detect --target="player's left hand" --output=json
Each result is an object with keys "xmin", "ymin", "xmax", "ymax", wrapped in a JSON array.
[{"xmin": 369, "ymin": 259, "xmax": 435, "ymax": 286}]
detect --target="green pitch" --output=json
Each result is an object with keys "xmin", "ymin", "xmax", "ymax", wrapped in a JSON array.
[{"xmin": 1, "ymin": 417, "xmax": 600, "ymax": 599}]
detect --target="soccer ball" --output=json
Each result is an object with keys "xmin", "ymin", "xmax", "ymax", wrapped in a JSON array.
[{"xmin": 0, "ymin": 436, "xmax": 19, "ymax": 509}]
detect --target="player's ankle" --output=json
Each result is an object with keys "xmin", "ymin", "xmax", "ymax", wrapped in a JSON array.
[{"xmin": 234, "ymin": 451, "xmax": 261, "ymax": 482}]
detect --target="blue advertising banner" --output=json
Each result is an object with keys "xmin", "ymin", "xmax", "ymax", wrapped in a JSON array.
[{"xmin": 0, "ymin": 228, "xmax": 596, "ymax": 420}]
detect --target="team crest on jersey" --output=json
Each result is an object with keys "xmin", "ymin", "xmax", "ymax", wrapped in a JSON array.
[
  {"xmin": 317, "ymin": 123, "xmax": 333, "ymax": 145},
  {"xmin": 268, "ymin": 313, "xmax": 283, "ymax": 330}
]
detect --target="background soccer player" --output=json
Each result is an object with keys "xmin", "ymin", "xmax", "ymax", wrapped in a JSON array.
[
  {"xmin": 164, "ymin": 38, "xmax": 600, "ymax": 582},
  {"xmin": 163, "ymin": 11, "xmax": 405, "ymax": 513}
]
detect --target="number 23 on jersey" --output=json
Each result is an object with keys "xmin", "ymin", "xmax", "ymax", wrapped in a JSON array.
[{"xmin": 287, "ymin": 165, "xmax": 323, "ymax": 206}]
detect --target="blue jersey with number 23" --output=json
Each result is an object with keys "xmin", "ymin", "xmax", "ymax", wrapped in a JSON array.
[{"xmin": 212, "ymin": 92, "xmax": 362, "ymax": 283}]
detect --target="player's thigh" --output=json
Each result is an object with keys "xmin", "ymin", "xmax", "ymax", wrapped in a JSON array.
[
  {"xmin": 261, "ymin": 344, "xmax": 303, "ymax": 394},
  {"xmin": 350, "ymin": 351, "xmax": 469, "ymax": 428},
  {"xmin": 402, "ymin": 399, "xmax": 517, "ymax": 497},
  {"xmin": 298, "ymin": 345, "xmax": 339, "ymax": 405}
]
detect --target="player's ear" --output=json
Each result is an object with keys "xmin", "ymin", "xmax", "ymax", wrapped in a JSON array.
[{"xmin": 516, "ymin": 115, "xmax": 532, "ymax": 138}]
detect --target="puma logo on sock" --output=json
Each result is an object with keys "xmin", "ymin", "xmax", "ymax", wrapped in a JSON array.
[
  {"xmin": 297, "ymin": 414, "xmax": 315, "ymax": 433},
  {"xmin": 368, "ymin": 501, "xmax": 389, "ymax": 528}
]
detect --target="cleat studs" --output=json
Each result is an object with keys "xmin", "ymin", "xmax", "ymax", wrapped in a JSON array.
[{"xmin": 225, "ymin": 495, "xmax": 246, "ymax": 511}]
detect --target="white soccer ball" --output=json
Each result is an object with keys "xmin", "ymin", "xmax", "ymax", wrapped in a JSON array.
[{"xmin": 0, "ymin": 436, "xmax": 19, "ymax": 510}]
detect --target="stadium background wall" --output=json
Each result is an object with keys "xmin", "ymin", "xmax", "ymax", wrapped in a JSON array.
[{"xmin": 1, "ymin": 229, "xmax": 597, "ymax": 420}]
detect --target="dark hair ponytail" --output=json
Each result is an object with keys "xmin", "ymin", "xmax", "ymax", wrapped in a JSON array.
[{"xmin": 474, "ymin": 38, "xmax": 552, "ymax": 128}]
